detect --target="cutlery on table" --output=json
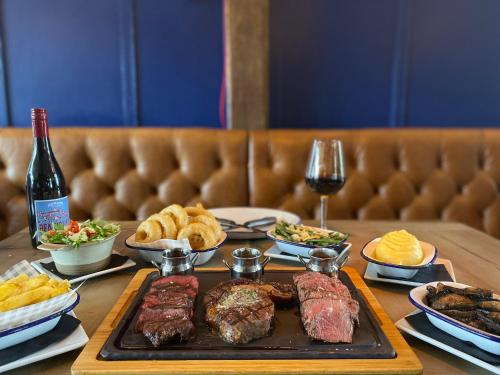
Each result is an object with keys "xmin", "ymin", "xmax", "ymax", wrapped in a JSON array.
[{"xmin": 217, "ymin": 217, "xmax": 276, "ymax": 233}]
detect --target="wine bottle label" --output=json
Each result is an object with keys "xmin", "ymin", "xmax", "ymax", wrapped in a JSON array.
[{"xmin": 34, "ymin": 196, "xmax": 70, "ymax": 240}]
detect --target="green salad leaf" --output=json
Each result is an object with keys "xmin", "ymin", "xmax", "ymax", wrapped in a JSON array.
[
  {"xmin": 40, "ymin": 219, "xmax": 120, "ymax": 248},
  {"xmin": 271, "ymin": 221, "xmax": 348, "ymax": 246}
]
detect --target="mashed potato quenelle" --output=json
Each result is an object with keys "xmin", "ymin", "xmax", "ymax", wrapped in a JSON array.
[{"xmin": 374, "ymin": 230, "xmax": 424, "ymax": 265}]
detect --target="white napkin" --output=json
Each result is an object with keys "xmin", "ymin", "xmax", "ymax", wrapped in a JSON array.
[{"xmin": 125, "ymin": 234, "xmax": 192, "ymax": 251}]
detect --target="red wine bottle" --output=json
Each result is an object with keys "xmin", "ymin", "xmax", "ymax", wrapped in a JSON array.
[{"xmin": 25, "ymin": 108, "xmax": 69, "ymax": 248}]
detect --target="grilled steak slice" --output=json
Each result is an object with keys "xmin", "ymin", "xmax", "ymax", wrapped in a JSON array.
[
  {"xmin": 151, "ymin": 275, "xmax": 199, "ymax": 290},
  {"xmin": 135, "ymin": 306, "xmax": 192, "ymax": 332},
  {"xmin": 205, "ymin": 281, "xmax": 275, "ymax": 344},
  {"xmin": 142, "ymin": 320, "xmax": 195, "ymax": 347},
  {"xmin": 135, "ymin": 275, "xmax": 198, "ymax": 345},
  {"xmin": 301, "ymin": 298, "xmax": 355, "ymax": 343},
  {"xmin": 142, "ymin": 293, "xmax": 194, "ymax": 309},
  {"xmin": 294, "ymin": 272, "xmax": 359, "ymax": 343}
]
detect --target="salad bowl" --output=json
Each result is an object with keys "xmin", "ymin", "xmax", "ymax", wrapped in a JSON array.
[
  {"xmin": 267, "ymin": 222, "xmax": 348, "ymax": 257},
  {"xmin": 37, "ymin": 220, "xmax": 121, "ymax": 276}
]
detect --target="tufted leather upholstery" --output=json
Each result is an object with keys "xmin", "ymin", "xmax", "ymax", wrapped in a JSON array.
[
  {"xmin": 0, "ymin": 128, "xmax": 248, "ymax": 239},
  {"xmin": 249, "ymin": 129, "xmax": 500, "ymax": 239},
  {"xmin": 1, "ymin": 128, "xmax": 499, "ymax": 240}
]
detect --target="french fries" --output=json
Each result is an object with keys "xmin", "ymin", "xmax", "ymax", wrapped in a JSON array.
[{"xmin": 0, "ymin": 274, "xmax": 70, "ymax": 312}]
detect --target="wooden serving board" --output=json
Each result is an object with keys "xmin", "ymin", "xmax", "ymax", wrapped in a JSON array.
[{"xmin": 71, "ymin": 267, "xmax": 422, "ymax": 374}]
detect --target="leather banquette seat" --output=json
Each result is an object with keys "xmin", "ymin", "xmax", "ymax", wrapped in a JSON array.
[{"xmin": 0, "ymin": 128, "xmax": 499, "ymax": 240}]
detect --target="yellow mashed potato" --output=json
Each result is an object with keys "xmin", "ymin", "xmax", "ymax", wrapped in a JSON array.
[{"xmin": 374, "ymin": 230, "xmax": 423, "ymax": 265}]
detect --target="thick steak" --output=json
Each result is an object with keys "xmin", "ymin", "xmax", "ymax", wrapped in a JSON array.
[
  {"xmin": 204, "ymin": 281, "xmax": 275, "ymax": 344},
  {"xmin": 294, "ymin": 272, "xmax": 359, "ymax": 343}
]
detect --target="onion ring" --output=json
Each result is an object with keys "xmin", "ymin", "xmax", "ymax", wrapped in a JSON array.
[
  {"xmin": 177, "ymin": 223, "xmax": 218, "ymax": 250},
  {"xmin": 148, "ymin": 213, "xmax": 177, "ymax": 239},
  {"xmin": 135, "ymin": 220, "xmax": 162, "ymax": 243},
  {"xmin": 190, "ymin": 214, "xmax": 222, "ymax": 239},
  {"xmin": 160, "ymin": 204, "xmax": 189, "ymax": 229},
  {"xmin": 185, "ymin": 203, "xmax": 215, "ymax": 219}
]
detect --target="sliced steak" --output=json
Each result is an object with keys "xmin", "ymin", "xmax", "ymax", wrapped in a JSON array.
[
  {"xmin": 205, "ymin": 281, "xmax": 275, "ymax": 344},
  {"xmin": 294, "ymin": 272, "xmax": 359, "ymax": 343},
  {"xmin": 135, "ymin": 275, "xmax": 198, "ymax": 346},
  {"xmin": 135, "ymin": 306, "xmax": 192, "ymax": 332},
  {"xmin": 142, "ymin": 293, "xmax": 194, "ymax": 310},
  {"xmin": 142, "ymin": 320, "xmax": 195, "ymax": 347},
  {"xmin": 151, "ymin": 275, "xmax": 199, "ymax": 292},
  {"xmin": 300, "ymin": 298, "xmax": 355, "ymax": 343}
]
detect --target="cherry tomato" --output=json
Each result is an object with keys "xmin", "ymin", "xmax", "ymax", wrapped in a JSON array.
[
  {"xmin": 47, "ymin": 230, "xmax": 56, "ymax": 236},
  {"xmin": 69, "ymin": 220, "xmax": 79, "ymax": 233}
]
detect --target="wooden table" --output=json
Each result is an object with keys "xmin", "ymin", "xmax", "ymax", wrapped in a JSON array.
[{"xmin": 0, "ymin": 221, "xmax": 498, "ymax": 375}]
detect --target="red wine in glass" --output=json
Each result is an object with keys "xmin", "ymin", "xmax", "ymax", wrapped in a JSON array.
[
  {"xmin": 305, "ymin": 176, "xmax": 345, "ymax": 195},
  {"xmin": 305, "ymin": 139, "xmax": 345, "ymax": 229}
]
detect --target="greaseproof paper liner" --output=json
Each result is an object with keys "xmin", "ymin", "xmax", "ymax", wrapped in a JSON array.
[
  {"xmin": 125, "ymin": 235, "xmax": 192, "ymax": 251},
  {"xmin": 0, "ymin": 260, "xmax": 78, "ymax": 332}
]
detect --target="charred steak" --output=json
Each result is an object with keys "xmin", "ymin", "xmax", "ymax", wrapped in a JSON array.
[
  {"xmin": 293, "ymin": 272, "xmax": 359, "ymax": 343},
  {"xmin": 135, "ymin": 275, "xmax": 198, "ymax": 346},
  {"xmin": 204, "ymin": 279, "xmax": 295, "ymax": 344}
]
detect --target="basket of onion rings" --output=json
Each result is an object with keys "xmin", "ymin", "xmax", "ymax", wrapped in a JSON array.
[{"xmin": 125, "ymin": 203, "xmax": 226, "ymax": 265}]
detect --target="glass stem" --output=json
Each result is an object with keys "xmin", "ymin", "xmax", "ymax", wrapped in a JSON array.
[{"xmin": 320, "ymin": 195, "xmax": 328, "ymax": 229}]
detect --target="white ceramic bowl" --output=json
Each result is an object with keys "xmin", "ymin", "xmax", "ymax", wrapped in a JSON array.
[
  {"xmin": 37, "ymin": 232, "xmax": 120, "ymax": 276},
  {"xmin": 0, "ymin": 292, "xmax": 80, "ymax": 350},
  {"xmin": 360, "ymin": 237, "xmax": 437, "ymax": 279},
  {"xmin": 409, "ymin": 281, "xmax": 500, "ymax": 355},
  {"xmin": 266, "ymin": 227, "xmax": 348, "ymax": 258},
  {"xmin": 125, "ymin": 232, "xmax": 227, "ymax": 266}
]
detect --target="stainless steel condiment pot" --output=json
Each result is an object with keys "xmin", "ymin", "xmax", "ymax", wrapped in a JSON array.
[
  {"xmin": 151, "ymin": 248, "xmax": 199, "ymax": 276},
  {"xmin": 223, "ymin": 247, "xmax": 270, "ymax": 280},
  {"xmin": 297, "ymin": 247, "xmax": 350, "ymax": 277}
]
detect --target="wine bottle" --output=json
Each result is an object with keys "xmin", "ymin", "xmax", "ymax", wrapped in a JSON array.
[{"xmin": 25, "ymin": 108, "xmax": 70, "ymax": 248}]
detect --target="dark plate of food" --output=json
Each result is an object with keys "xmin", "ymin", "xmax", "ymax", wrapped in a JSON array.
[
  {"xmin": 409, "ymin": 281, "xmax": 500, "ymax": 355},
  {"xmin": 99, "ymin": 270, "xmax": 395, "ymax": 360}
]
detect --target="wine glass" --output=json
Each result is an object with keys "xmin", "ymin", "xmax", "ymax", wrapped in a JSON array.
[{"xmin": 305, "ymin": 139, "xmax": 346, "ymax": 229}]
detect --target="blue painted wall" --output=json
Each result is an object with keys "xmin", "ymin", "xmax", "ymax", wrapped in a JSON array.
[
  {"xmin": 0, "ymin": 0, "xmax": 499, "ymax": 128},
  {"xmin": 0, "ymin": 0, "xmax": 223, "ymax": 127},
  {"xmin": 270, "ymin": 0, "xmax": 500, "ymax": 128}
]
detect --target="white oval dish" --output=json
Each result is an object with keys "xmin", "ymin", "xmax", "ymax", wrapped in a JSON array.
[
  {"xmin": 266, "ymin": 226, "xmax": 348, "ymax": 258},
  {"xmin": 209, "ymin": 207, "xmax": 301, "ymax": 240},
  {"xmin": 0, "ymin": 292, "xmax": 80, "ymax": 350},
  {"xmin": 409, "ymin": 281, "xmax": 500, "ymax": 355},
  {"xmin": 38, "ymin": 232, "xmax": 120, "ymax": 276},
  {"xmin": 125, "ymin": 232, "xmax": 227, "ymax": 266},
  {"xmin": 360, "ymin": 237, "xmax": 437, "ymax": 279}
]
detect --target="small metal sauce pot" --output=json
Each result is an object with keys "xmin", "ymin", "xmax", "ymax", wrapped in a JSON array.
[
  {"xmin": 223, "ymin": 247, "xmax": 270, "ymax": 280},
  {"xmin": 297, "ymin": 247, "xmax": 350, "ymax": 277},
  {"xmin": 151, "ymin": 248, "xmax": 199, "ymax": 276}
]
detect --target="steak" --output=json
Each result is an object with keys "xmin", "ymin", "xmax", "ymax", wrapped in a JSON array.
[
  {"xmin": 203, "ymin": 279, "xmax": 295, "ymax": 344},
  {"xmin": 294, "ymin": 272, "xmax": 359, "ymax": 343},
  {"xmin": 135, "ymin": 275, "xmax": 198, "ymax": 346},
  {"xmin": 135, "ymin": 306, "xmax": 192, "ymax": 332},
  {"xmin": 142, "ymin": 320, "xmax": 195, "ymax": 346},
  {"xmin": 205, "ymin": 282, "xmax": 274, "ymax": 344}
]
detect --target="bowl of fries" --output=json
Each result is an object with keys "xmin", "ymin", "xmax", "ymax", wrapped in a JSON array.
[{"xmin": 0, "ymin": 272, "xmax": 78, "ymax": 349}]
